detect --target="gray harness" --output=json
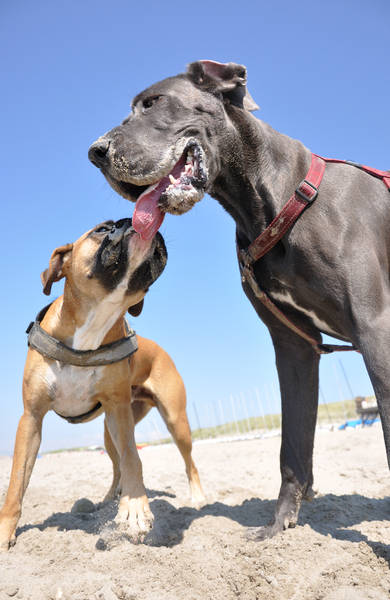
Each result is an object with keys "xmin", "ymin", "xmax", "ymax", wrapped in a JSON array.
[{"xmin": 26, "ymin": 303, "xmax": 138, "ymax": 424}]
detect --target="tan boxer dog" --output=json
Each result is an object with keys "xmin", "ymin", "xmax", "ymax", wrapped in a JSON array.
[{"xmin": 0, "ymin": 217, "xmax": 204, "ymax": 551}]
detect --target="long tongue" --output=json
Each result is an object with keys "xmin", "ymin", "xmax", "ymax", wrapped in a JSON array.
[
  {"xmin": 132, "ymin": 179, "xmax": 167, "ymax": 241},
  {"xmin": 132, "ymin": 153, "xmax": 187, "ymax": 241}
]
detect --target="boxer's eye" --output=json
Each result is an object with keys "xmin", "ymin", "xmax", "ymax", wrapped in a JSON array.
[{"xmin": 95, "ymin": 226, "xmax": 109, "ymax": 233}]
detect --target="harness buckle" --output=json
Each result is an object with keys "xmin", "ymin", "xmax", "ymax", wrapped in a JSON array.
[
  {"xmin": 296, "ymin": 179, "xmax": 318, "ymax": 203},
  {"xmin": 26, "ymin": 321, "xmax": 34, "ymax": 335},
  {"xmin": 237, "ymin": 246, "xmax": 253, "ymax": 268},
  {"xmin": 345, "ymin": 160, "xmax": 363, "ymax": 169}
]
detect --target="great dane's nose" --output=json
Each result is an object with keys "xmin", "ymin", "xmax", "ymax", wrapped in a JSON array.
[{"xmin": 88, "ymin": 138, "xmax": 111, "ymax": 168}]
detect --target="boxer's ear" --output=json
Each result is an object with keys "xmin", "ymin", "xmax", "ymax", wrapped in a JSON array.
[
  {"xmin": 128, "ymin": 299, "xmax": 144, "ymax": 317},
  {"xmin": 186, "ymin": 60, "xmax": 259, "ymax": 111},
  {"xmin": 41, "ymin": 243, "xmax": 73, "ymax": 296}
]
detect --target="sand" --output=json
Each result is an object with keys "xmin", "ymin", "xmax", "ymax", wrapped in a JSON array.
[{"xmin": 1, "ymin": 424, "xmax": 390, "ymax": 600}]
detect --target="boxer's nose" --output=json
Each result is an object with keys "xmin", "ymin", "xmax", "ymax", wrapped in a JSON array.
[
  {"xmin": 88, "ymin": 138, "xmax": 110, "ymax": 168},
  {"xmin": 114, "ymin": 218, "xmax": 133, "ymax": 235}
]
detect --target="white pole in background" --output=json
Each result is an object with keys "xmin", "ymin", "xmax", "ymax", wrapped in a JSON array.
[
  {"xmin": 255, "ymin": 387, "xmax": 269, "ymax": 431},
  {"xmin": 333, "ymin": 363, "xmax": 347, "ymax": 420},
  {"xmin": 218, "ymin": 398, "xmax": 228, "ymax": 436},
  {"xmin": 271, "ymin": 382, "xmax": 281, "ymax": 428},
  {"xmin": 236, "ymin": 394, "xmax": 247, "ymax": 433},
  {"xmin": 230, "ymin": 395, "xmax": 240, "ymax": 435},
  {"xmin": 152, "ymin": 418, "xmax": 162, "ymax": 445},
  {"xmin": 241, "ymin": 391, "xmax": 252, "ymax": 432},
  {"xmin": 265, "ymin": 384, "xmax": 276, "ymax": 429}
]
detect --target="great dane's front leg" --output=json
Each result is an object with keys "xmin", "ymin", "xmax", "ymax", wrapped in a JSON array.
[
  {"xmin": 104, "ymin": 401, "xmax": 153, "ymax": 539},
  {"xmin": 0, "ymin": 407, "xmax": 46, "ymax": 551},
  {"xmin": 247, "ymin": 334, "xmax": 320, "ymax": 541},
  {"xmin": 357, "ymin": 324, "xmax": 390, "ymax": 470}
]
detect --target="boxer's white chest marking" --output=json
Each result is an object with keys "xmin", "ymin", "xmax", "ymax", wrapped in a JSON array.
[
  {"xmin": 46, "ymin": 363, "xmax": 102, "ymax": 417},
  {"xmin": 271, "ymin": 290, "xmax": 339, "ymax": 337},
  {"xmin": 45, "ymin": 288, "xmax": 127, "ymax": 417}
]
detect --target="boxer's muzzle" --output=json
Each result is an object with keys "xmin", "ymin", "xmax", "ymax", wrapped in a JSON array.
[{"xmin": 91, "ymin": 217, "xmax": 167, "ymax": 294}]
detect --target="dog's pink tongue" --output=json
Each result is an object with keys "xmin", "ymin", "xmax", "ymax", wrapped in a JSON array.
[
  {"xmin": 133, "ymin": 179, "xmax": 168, "ymax": 241},
  {"xmin": 133, "ymin": 154, "xmax": 187, "ymax": 241}
]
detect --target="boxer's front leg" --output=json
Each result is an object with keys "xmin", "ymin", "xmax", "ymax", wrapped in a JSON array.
[
  {"xmin": 0, "ymin": 404, "xmax": 46, "ymax": 551},
  {"xmin": 104, "ymin": 401, "xmax": 153, "ymax": 539},
  {"xmin": 102, "ymin": 418, "xmax": 122, "ymax": 502}
]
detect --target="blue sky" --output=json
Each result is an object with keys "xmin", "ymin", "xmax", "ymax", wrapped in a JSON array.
[{"xmin": 0, "ymin": 0, "xmax": 389, "ymax": 454}]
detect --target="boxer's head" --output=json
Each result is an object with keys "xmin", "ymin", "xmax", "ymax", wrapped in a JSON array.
[{"xmin": 41, "ymin": 218, "xmax": 167, "ymax": 317}]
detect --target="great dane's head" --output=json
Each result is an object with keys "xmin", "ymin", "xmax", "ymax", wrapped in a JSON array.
[{"xmin": 88, "ymin": 61, "xmax": 259, "ymax": 240}]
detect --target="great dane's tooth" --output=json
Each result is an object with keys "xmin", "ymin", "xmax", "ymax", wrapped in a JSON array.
[{"xmin": 169, "ymin": 174, "xmax": 177, "ymax": 185}]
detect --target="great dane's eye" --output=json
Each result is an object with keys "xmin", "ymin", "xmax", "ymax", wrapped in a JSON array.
[
  {"xmin": 95, "ymin": 226, "xmax": 109, "ymax": 233},
  {"xmin": 142, "ymin": 96, "xmax": 161, "ymax": 111}
]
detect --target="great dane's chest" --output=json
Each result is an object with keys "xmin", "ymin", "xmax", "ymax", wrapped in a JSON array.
[
  {"xmin": 250, "ymin": 251, "xmax": 345, "ymax": 338},
  {"xmin": 44, "ymin": 362, "xmax": 102, "ymax": 417},
  {"xmin": 270, "ymin": 289, "xmax": 340, "ymax": 337}
]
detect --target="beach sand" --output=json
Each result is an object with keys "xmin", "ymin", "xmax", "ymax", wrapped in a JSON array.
[{"xmin": 1, "ymin": 424, "xmax": 390, "ymax": 599}]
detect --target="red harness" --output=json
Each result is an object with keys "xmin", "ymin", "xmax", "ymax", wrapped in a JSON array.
[{"xmin": 237, "ymin": 154, "xmax": 390, "ymax": 355}]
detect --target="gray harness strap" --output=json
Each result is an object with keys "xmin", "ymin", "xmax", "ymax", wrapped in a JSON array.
[{"xmin": 26, "ymin": 303, "xmax": 138, "ymax": 367}]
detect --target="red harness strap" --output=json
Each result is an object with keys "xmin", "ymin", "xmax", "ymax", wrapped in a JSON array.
[
  {"xmin": 245, "ymin": 154, "xmax": 326, "ymax": 264},
  {"xmin": 314, "ymin": 156, "xmax": 390, "ymax": 191},
  {"xmin": 237, "ymin": 152, "xmax": 390, "ymax": 354},
  {"xmin": 241, "ymin": 155, "xmax": 390, "ymax": 269}
]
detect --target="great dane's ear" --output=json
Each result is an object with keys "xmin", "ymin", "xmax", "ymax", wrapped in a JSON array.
[
  {"xmin": 187, "ymin": 60, "xmax": 259, "ymax": 112},
  {"xmin": 128, "ymin": 298, "xmax": 144, "ymax": 317},
  {"xmin": 41, "ymin": 243, "xmax": 73, "ymax": 296}
]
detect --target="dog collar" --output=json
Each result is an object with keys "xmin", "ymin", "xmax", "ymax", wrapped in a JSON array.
[{"xmin": 26, "ymin": 303, "xmax": 138, "ymax": 367}]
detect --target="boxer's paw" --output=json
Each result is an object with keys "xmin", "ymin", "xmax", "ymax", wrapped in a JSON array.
[
  {"xmin": 102, "ymin": 484, "xmax": 121, "ymax": 504},
  {"xmin": 190, "ymin": 486, "xmax": 206, "ymax": 508},
  {"xmin": 0, "ymin": 520, "xmax": 17, "ymax": 552},
  {"xmin": 115, "ymin": 495, "xmax": 154, "ymax": 541}
]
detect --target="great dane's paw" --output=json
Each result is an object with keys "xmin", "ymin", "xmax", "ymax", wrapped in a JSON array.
[
  {"xmin": 244, "ymin": 523, "xmax": 284, "ymax": 542},
  {"xmin": 303, "ymin": 486, "xmax": 316, "ymax": 502},
  {"xmin": 115, "ymin": 495, "xmax": 154, "ymax": 541}
]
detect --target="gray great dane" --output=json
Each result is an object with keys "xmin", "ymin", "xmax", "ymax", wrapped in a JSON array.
[{"xmin": 88, "ymin": 60, "xmax": 390, "ymax": 540}]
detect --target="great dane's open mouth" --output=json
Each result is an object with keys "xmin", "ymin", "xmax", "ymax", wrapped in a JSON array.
[
  {"xmin": 90, "ymin": 135, "xmax": 207, "ymax": 241},
  {"xmin": 130, "ymin": 140, "xmax": 207, "ymax": 240}
]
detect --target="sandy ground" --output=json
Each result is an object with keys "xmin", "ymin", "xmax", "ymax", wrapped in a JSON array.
[{"xmin": 1, "ymin": 425, "xmax": 390, "ymax": 600}]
